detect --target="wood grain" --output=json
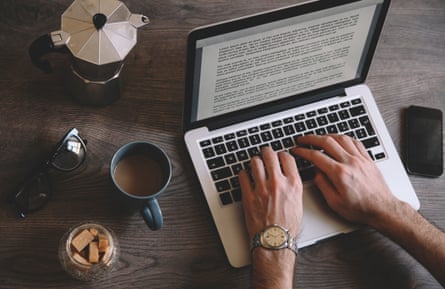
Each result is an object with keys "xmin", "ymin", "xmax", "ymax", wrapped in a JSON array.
[{"xmin": 0, "ymin": 0, "xmax": 444, "ymax": 288}]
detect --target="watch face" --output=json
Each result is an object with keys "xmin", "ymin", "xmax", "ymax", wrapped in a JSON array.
[{"xmin": 262, "ymin": 226, "xmax": 287, "ymax": 248}]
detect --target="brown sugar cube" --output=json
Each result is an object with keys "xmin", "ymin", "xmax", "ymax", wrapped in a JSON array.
[
  {"xmin": 98, "ymin": 234, "xmax": 109, "ymax": 253},
  {"xmin": 89, "ymin": 227, "xmax": 99, "ymax": 237},
  {"xmin": 89, "ymin": 242, "xmax": 99, "ymax": 264},
  {"xmin": 72, "ymin": 252, "xmax": 91, "ymax": 266},
  {"xmin": 71, "ymin": 229, "xmax": 95, "ymax": 252}
]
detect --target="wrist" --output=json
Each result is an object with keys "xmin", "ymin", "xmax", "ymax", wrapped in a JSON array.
[
  {"xmin": 251, "ymin": 248, "xmax": 296, "ymax": 289},
  {"xmin": 369, "ymin": 199, "xmax": 414, "ymax": 232}
]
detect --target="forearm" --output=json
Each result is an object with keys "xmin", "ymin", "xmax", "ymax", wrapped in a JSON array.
[
  {"xmin": 251, "ymin": 249, "xmax": 296, "ymax": 289},
  {"xmin": 371, "ymin": 200, "xmax": 445, "ymax": 286}
]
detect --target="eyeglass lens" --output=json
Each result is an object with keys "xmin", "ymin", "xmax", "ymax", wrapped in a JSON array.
[
  {"xmin": 51, "ymin": 136, "xmax": 86, "ymax": 171},
  {"xmin": 15, "ymin": 171, "xmax": 51, "ymax": 216}
]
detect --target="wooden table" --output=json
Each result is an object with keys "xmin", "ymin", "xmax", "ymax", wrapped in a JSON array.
[{"xmin": 0, "ymin": 0, "xmax": 444, "ymax": 288}]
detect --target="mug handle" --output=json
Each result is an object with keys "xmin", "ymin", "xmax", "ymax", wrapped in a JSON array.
[{"xmin": 141, "ymin": 198, "xmax": 163, "ymax": 230}]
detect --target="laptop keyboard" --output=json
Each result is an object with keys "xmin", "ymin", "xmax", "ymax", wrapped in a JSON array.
[{"xmin": 199, "ymin": 97, "xmax": 386, "ymax": 206}]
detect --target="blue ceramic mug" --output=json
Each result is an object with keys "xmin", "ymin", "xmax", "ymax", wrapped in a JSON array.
[{"xmin": 110, "ymin": 141, "xmax": 171, "ymax": 230}]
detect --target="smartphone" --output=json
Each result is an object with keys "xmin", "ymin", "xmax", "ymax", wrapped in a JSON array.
[{"xmin": 405, "ymin": 105, "xmax": 443, "ymax": 177}]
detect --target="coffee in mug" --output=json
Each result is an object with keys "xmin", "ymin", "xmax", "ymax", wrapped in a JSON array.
[
  {"xmin": 113, "ymin": 154, "xmax": 164, "ymax": 197},
  {"xmin": 110, "ymin": 142, "xmax": 172, "ymax": 230}
]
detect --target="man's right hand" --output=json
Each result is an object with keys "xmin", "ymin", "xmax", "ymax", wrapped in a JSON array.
[{"xmin": 291, "ymin": 134, "xmax": 402, "ymax": 227}]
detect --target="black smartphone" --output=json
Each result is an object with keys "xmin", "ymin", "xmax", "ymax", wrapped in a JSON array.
[{"xmin": 405, "ymin": 105, "xmax": 443, "ymax": 177}]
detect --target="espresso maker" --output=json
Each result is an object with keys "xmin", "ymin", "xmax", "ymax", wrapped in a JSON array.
[{"xmin": 29, "ymin": 0, "xmax": 149, "ymax": 106}]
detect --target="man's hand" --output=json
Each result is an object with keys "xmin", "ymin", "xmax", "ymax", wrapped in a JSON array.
[
  {"xmin": 239, "ymin": 146, "xmax": 303, "ymax": 289},
  {"xmin": 292, "ymin": 134, "xmax": 399, "ymax": 227},
  {"xmin": 239, "ymin": 146, "xmax": 303, "ymax": 239}
]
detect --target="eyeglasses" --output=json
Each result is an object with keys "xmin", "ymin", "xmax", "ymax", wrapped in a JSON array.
[{"xmin": 13, "ymin": 128, "xmax": 87, "ymax": 218}]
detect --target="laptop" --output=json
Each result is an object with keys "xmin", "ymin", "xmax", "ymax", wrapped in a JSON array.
[{"xmin": 183, "ymin": 0, "xmax": 420, "ymax": 268}]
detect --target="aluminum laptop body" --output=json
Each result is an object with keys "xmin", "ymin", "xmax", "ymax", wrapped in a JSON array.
[{"xmin": 183, "ymin": 0, "xmax": 420, "ymax": 268}]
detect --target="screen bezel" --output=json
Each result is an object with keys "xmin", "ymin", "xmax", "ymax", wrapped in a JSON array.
[
  {"xmin": 183, "ymin": 0, "xmax": 391, "ymax": 131},
  {"xmin": 405, "ymin": 105, "xmax": 443, "ymax": 177}
]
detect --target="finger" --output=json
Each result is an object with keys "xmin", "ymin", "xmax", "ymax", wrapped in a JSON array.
[
  {"xmin": 296, "ymin": 135, "xmax": 349, "ymax": 162},
  {"xmin": 261, "ymin": 146, "xmax": 281, "ymax": 179},
  {"xmin": 250, "ymin": 155, "xmax": 266, "ymax": 185},
  {"xmin": 330, "ymin": 134, "xmax": 361, "ymax": 156},
  {"xmin": 292, "ymin": 146, "xmax": 338, "ymax": 178},
  {"xmin": 313, "ymin": 172, "xmax": 339, "ymax": 207},
  {"xmin": 352, "ymin": 138, "xmax": 373, "ymax": 161},
  {"xmin": 278, "ymin": 151, "xmax": 299, "ymax": 179}
]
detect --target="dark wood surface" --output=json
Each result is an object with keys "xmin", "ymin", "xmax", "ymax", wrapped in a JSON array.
[{"xmin": 0, "ymin": 0, "xmax": 444, "ymax": 288}]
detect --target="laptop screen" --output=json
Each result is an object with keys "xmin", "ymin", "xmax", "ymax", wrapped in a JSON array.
[{"xmin": 185, "ymin": 0, "xmax": 388, "ymax": 129}]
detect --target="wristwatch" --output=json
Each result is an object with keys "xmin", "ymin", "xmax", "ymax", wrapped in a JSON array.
[{"xmin": 251, "ymin": 224, "xmax": 298, "ymax": 255}]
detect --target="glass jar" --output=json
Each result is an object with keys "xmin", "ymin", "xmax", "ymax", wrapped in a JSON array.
[{"xmin": 58, "ymin": 222, "xmax": 119, "ymax": 281}]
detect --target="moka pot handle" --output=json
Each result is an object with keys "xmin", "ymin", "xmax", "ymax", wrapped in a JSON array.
[{"xmin": 29, "ymin": 31, "xmax": 70, "ymax": 73}]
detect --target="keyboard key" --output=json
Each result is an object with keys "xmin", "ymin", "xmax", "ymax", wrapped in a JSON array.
[
  {"xmin": 340, "ymin": 101, "xmax": 351, "ymax": 108},
  {"xmin": 219, "ymin": 192, "xmax": 233, "ymax": 205},
  {"xmin": 375, "ymin": 152, "xmax": 386, "ymax": 160},
  {"xmin": 200, "ymin": 140, "xmax": 211, "ymax": 147},
  {"xmin": 212, "ymin": 136, "xmax": 223, "ymax": 144},
  {"xmin": 243, "ymin": 161, "xmax": 251, "ymax": 171},
  {"xmin": 359, "ymin": 116, "xmax": 376, "ymax": 136},
  {"xmin": 232, "ymin": 189, "xmax": 242, "ymax": 202},
  {"xmin": 306, "ymin": 111, "xmax": 316, "ymax": 117},
  {"xmin": 226, "ymin": 141, "xmax": 238, "ymax": 152},
  {"xmin": 224, "ymin": 153, "xmax": 237, "ymax": 164},
  {"xmin": 271, "ymin": 140, "xmax": 283, "ymax": 151},
  {"xmin": 337, "ymin": 122, "xmax": 349, "ymax": 132},
  {"xmin": 238, "ymin": 137, "xmax": 250, "ymax": 148},
  {"xmin": 316, "ymin": 116, "xmax": 328, "ymax": 126},
  {"xmin": 272, "ymin": 128, "xmax": 284, "ymax": 138},
  {"xmin": 236, "ymin": 150, "xmax": 249, "ymax": 161},
  {"xmin": 249, "ymin": 134, "xmax": 261, "ymax": 145},
  {"xmin": 261, "ymin": 131, "xmax": 273, "ymax": 142},
  {"xmin": 272, "ymin": 120, "xmax": 282, "ymax": 127},
  {"xmin": 350, "ymin": 105, "xmax": 366, "ymax": 116},
  {"xmin": 231, "ymin": 164, "xmax": 243, "ymax": 174},
  {"xmin": 230, "ymin": 177, "xmax": 240, "ymax": 188},
  {"xmin": 338, "ymin": 110, "xmax": 350, "ymax": 120},
  {"xmin": 260, "ymin": 123, "xmax": 271, "ymax": 130},
  {"xmin": 248, "ymin": 147, "xmax": 260, "ymax": 157},
  {"xmin": 348, "ymin": 118, "xmax": 360, "ymax": 129},
  {"xmin": 295, "ymin": 114, "xmax": 305, "ymax": 121},
  {"xmin": 295, "ymin": 122, "xmax": 306, "ymax": 132},
  {"xmin": 355, "ymin": 128, "xmax": 367, "ymax": 139},
  {"xmin": 236, "ymin": 130, "xmax": 247, "ymax": 137},
  {"xmin": 283, "ymin": 125, "xmax": 295, "ymax": 136},
  {"xmin": 326, "ymin": 125, "xmax": 338, "ymax": 134},
  {"xmin": 214, "ymin": 144, "xmax": 227, "ymax": 155},
  {"xmin": 282, "ymin": 137, "xmax": 294, "ymax": 148},
  {"xmin": 202, "ymin": 147, "xmax": 215, "ymax": 158},
  {"xmin": 318, "ymin": 107, "xmax": 328, "ymax": 114},
  {"xmin": 362, "ymin": 137, "xmax": 380, "ymax": 149},
  {"xmin": 351, "ymin": 98, "xmax": 362, "ymax": 105},
  {"xmin": 211, "ymin": 167, "xmax": 232, "ymax": 181},
  {"xmin": 327, "ymin": 113, "xmax": 339, "ymax": 123},
  {"xmin": 248, "ymin": 127, "xmax": 259, "ymax": 134},
  {"xmin": 329, "ymin": 104, "xmax": 339, "ymax": 111},
  {"xmin": 305, "ymin": 119, "xmax": 317, "ymax": 129},
  {"xmin": 207, "ymin": 157, "xmax": 225, "ymax": 170},
  {"xmin": 215, "ymin": 180, "xmax": 231, "ymax": 192},
  {"xmin": 315, "ymin": 128, "xmax": 327, "ymax": 135},
  {"xmin": 224, "ymin": 133, "xmax": 235, "ymax": 140},
  {"xmin": 283, "ymin": 117, "xmax": 294, "ymax": 124}
]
